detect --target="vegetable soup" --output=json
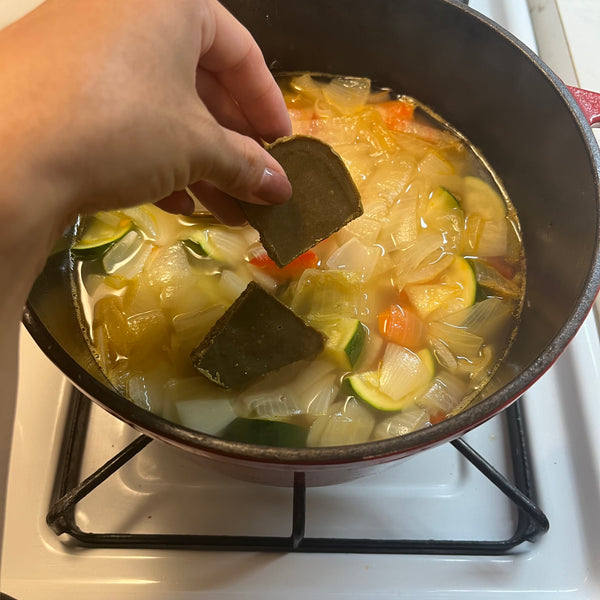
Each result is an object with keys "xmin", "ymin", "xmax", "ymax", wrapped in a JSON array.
[{"xmin": 70, "ymin": 74, "xmax": 525, "ymax": 447}]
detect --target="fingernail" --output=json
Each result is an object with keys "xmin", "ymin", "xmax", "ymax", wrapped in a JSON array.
[{"xmin": 256, "ymin": 167, "xmax": 292, "ymax": 204}]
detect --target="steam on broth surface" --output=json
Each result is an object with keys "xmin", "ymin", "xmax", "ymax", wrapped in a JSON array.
[{"xmin": 70, "ymin": 74, "xmax": 525, "ymax": 447}]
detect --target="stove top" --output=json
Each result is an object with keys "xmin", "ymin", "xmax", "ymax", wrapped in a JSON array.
[{"xmin": 4, "ymin": 1, "xmax": 600, "ymax": 598}]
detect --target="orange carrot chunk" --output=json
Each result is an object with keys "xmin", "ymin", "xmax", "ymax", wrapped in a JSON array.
[
  {"xmin": 249, "ymin": 250, "xmax": 319, "ymax": 281},
  {"xmin": 378, "ymin": 304, "xmax": 427, "ymax": 350},
  {"xmin": 374, "ymin": 100, "xmax": 416, "ymax": 131}
]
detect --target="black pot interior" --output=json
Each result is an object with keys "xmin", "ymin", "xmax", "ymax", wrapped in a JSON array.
[{"xmin": 24, "ymin": 0, "xmax": 600, "ymax": 464}]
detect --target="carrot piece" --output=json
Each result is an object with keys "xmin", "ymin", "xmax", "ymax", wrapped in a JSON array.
[
  {"xmin": 249, "ymin": 250, "xmax": 319, "ymax": 280},
  {"xmin": 374, "ymin": 100, "xmax": 416, "ymax": 131},
  {"xmin": 429, "ymin": 411, "xmax": 446, "ymax": 425},
  {"xmin": 378, "ymin": 304, "xmax": 427, "ymax": 350}
]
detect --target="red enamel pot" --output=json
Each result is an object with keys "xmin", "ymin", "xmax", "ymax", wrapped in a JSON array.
[{"xmin": 24, "ymin": 0, "xmax": 600, "ymax": 486}]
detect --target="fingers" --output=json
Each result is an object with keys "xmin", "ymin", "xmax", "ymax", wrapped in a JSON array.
[
  {"xmin": 199, "ymin": 0, "xmax": 292, "ymax": 142},
  {"xmin": 188, "ymin": 117, "xmax": 292, "ymax": 206},
  {"xmin": 195, "ymin": 68, "xmax": 257, "ymax": 138},
  {"xmin": 187, "ymin": 181, "xmax": 248, "ymax": 226},
  {"xmin": 154, "ymin": 190, "xmax": 195, "ymax": 216}
]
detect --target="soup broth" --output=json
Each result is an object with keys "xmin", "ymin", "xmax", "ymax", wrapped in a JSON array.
[{"xmin": 71, "ymin": 74, "xmax": 525, "ymax": 447}]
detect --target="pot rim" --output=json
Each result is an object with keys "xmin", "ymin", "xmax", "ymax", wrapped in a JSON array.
[{"xmin": 22, "ymin": 0, "xmax": 600, "ymax": 467}]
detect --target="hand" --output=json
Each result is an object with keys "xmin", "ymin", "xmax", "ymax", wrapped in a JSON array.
[
  {"xmin": 0, "ymin": 0, "xmax": 292, "ymax": 235},
  {"xmin": 0, "ymin": 0, "xmax": 294, "ymax": 344}
]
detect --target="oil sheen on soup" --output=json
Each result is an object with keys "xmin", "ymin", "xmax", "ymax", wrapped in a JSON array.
[{"xmin": 70, "ymin": 74, "xmax": 526, "ymax": 448}]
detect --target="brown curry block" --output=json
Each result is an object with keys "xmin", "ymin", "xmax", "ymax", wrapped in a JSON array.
[
  {"xmin": 190, "ymin": 282, "xmax": 325, "ymax": 389},
  {"xmin": 243, "ymin": 135, "xmax": 363, "ymax": 267}
]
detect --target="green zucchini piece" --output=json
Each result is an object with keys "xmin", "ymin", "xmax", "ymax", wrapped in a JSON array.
[
  {"xmin": 420, "ymin": 187, "xmax": 464, "ymax": 250},
  {"xmin": 242, "ymin": 135, "xmax": 363, "ymax": 267},
  {"xmin": 405, "ymin": 256, "xmax": 476, "ymax": 319},
  {"xmin": 422, "ymin": 187, "xmax": 461, "ymax": 217},
  {"xmin": 346, "ymin": 370, "xmax": 402, "ymax": 411},
  {"xmin": 311, "ymin": 316, "xmax": 367, "ymax": 370},
  {"xmin": 181, "ymin": 226, "xmax": 247, "ymax": 263},
  {"xmin": 221, "ymin": 418, "xmax": 308, "ymax": 448},
  {"xmin": 347, "ymin": 348, "xmax": 435, "ymax": 411},
  {"xmin": 462, "ymin": 176, "xmax": 506, "ymax": 219},
  {"xmin": 191, "ymin": 282, "xmax": 325, "ymax": 389},
  {"xmin": 72, "ymin": 215, "xmax": 132, "ymax": 258}
]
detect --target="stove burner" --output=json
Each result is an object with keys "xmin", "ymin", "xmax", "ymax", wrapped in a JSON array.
[{"xmin": 47, "ymin": 390, "xmax": 549, "ymax": 554}]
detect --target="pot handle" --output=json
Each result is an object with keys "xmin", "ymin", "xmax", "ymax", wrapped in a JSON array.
[{"xmin": 567, "ymin": 85, "xmax": 600, "ymax": 127}]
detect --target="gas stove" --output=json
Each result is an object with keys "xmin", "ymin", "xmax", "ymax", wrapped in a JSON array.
[{"xmin": 3, "ymin": 1, "xmax": 600, "ymax": 598}]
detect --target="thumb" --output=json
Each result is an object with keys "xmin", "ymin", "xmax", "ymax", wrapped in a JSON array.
[{"xmin": 190, "ymin": 122, "xmax": 292, "ymax": 206}]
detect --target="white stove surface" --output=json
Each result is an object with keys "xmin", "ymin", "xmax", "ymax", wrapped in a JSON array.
[{"xmin": 4, "ymin": 1, "xmax": 600, "ymax": 599}]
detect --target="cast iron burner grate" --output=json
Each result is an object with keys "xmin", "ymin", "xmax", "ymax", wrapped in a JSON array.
[{"xmin": 47, "ymin": 389, "xmax": 549, "ymax": 554}]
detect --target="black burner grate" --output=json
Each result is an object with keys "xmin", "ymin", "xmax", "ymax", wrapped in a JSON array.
[{"xmin": 47, "ymin": 389, "xmax": 549, "ymax": 554}]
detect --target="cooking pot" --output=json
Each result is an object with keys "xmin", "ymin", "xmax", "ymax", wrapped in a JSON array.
[{"xmin": 23, "ymin": 0, "xmax": 600, "ymax": 486}]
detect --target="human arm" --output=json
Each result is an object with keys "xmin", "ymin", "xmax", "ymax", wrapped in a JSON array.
[{"xmin": 0, "ymin": 0, "xmax": 292, "ymax": 562}]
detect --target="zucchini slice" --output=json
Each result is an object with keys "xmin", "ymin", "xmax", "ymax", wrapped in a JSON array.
[
  {"xmin": 462, "ymin": 176, "xmax": 506, "ymax": 220},
  {"xmin": 347, "ymin": 348, "xmax": 435, "ymax": 412},
  {"xmin": 182, "ymin": 227, "xmax": 248, "ymax": 264},
  {"xmin": 72, "ymin": 215, "xmax": 133, "ymax": 258},
  {"xmin": 405, "ymin": 256, "xmax": 476, "ymax": 319},
  {"xmin": 310, "ymin": 316, "xmax": 368, "ymax": 370},
  {"xmin": 420, "ymin": 187, "xmax": 464, "ymax": 252},
  {"xmin": 221, "ymin": 417, "xmax": 308, "ymax": 448}
]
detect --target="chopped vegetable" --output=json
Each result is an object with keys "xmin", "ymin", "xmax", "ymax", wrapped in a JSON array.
[
  {"xmin": 248, "ymin": 249, "xmax": 319, "ymax": 281},
  {"xmin": 176, "ymin": 398, "xmax": 237, "ymax": 435},
  {"xmin": 373, "ymin": 99, "xmax": 416, "ymax": 130},
  {"xmin": 372, "ymin": 405, "xmax": 430, "ymax": 440},
  {"xmin": 346, "ymin": 346, "xmax": 435, "ymax": 412},
  {"xmin": 221, "ymin": 418, "xmax": 308, "ymax": 448},
  {"xmin": 378, "ymin": 304, "xmax": 427, "ymax": 350},
  {"xmin": 311, "ymin": 316, "xmax": 368, "ymax": 369},
  {"xmin": 405, "ymin": 256, "xmax": 476, "ymax": 319},
  {"xmin": 307, "ymin": 398, "xmax": 375, "ymax": 447},
  {"xmin": 72, "ymin": 214, "xmax": 133, "ymax": 258},
  {"xmin": 182, "ymin": 226, "xmax": 250, "ymax": 264},
  {"xmin": 420, "ymin": 186, "xmax": 464, "ymax": 252}
]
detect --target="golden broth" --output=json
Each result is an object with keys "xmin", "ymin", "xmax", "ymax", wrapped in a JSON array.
[{"xmin": 71, "ymin": 74, "xmax": 525, "ymax": 447}]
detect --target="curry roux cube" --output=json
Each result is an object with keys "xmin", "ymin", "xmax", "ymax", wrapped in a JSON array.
[
  {"xmin": 190, "ymin": 282, "xmax": 325, "ymax": 389},
  {"xmin": 242, "ymin": 135, "xmax": 363, "ymax": 267}
]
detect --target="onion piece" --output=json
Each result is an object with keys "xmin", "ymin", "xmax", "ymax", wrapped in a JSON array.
[
  {"xmin": 119, "ymin": 204, "xmax": 179, "ymax": 246},
  {"xmin": 428, "ymin": 321, "xmax": 483, "ymax": 360},
  {"xmin": 168, "ymin": 377, "xmax": 236, "ymax": 434},
  {"xmin": 307, "ymin": 398, "xmax": 375, "ymax": 447},
  {"xmin": 175, "ymin": 398, "xmax": 237, "ymax": 435},
  {"xmin": 326, "ymin": 237, "xmax": 381, "ymax": 282},
  {"xmin": 290, "ymin": 361, "xmax": 339, "ymax": 416},
  {"xmin": 405, "ymin": 250, "xmax": 454, "ymax": 284},
  {"xmin": 379, "ymin": 344, "xmax": 433, "ymax": 401},
  {"xmin": 323, "ymin": 76, "xmax": 371, "ymax": 115},
  {"xmin": 390, "ymin": 232, "xmax": 444, "ymax": 289},
  {"xmin": 428, "ymin": 337, "xmax": 458, "ymax": 371},
  {"xmin": 470, "ymin": 260, "xmax": 522, "ymax": 298},
  {"xmin": 378, "ymin": 195, "xmax": 419, "ymax": 250},
  {"xmin": 338, "ymin": 216, "xmax": 382, "ymax": 246},
  {"xmin": 418, "ymin": 371, "xmax": 467, "ymax": 414},
  {"xmin": 238, "ymin": 388, "xmax": 302, "ymax": 420},
  {"xmin": 443, "ymin": 297, "xmax": 514, "ymax": 339},
  {"xmin": 144, "ymin": 243, "xmax": 192, "ymax": 287},
  {"xmin": 290, "ymin": 73, "xmax": 324, "ymax": 100},
  {"xmin": 372, "ymin": 405, "xmax": 430, "ymax": 440},
  {"xmin": 219, "ymin": 269, "xmax": 251, "ymax": 303},
  {"xmin": 102, "ymin": 231, "xmax": 154, "ymax": 280}
]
